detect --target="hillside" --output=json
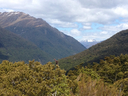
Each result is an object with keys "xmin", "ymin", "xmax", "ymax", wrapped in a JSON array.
[
  {"xmin": 0, "ymin": 12, "xmax": 86, "ymax": 59},
  {"xmin": 59, "ymin": 29, "xmax": 128, "ymax": 70},
  {"xmin": 0, "ymin": 27, "xmax": 52, "ymax": 63}
]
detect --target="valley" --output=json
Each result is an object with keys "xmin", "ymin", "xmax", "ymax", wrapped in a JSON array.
[{"xmin": 0, "ymin": 12, "xmax": 86, "ymax": 63}]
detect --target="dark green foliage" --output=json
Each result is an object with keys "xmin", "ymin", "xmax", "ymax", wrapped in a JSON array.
[
  {"xmin": 65, "ymin": 54, "xmax": 128, "ymax": 96},
  {"xmin": 59, "ymin": 29, "xmax": 128, "ymax": 70},
  {"xmin": 5, "ymin": 26, "xmax": 85, "ymax": 60},
  {"xmin": 0, "ymin": 58, "xmax": 124, "ymax": 96},
  {"xmin": 67, "ymin": 62, "xmax": 121, "ymax": 96},
  {"xmin": 0, "ymin": 27, "xmax": 52, "ymax": 63},
  {"xmin": 90, "ymin": 54, "xmax": 128, "ymax": 96}
]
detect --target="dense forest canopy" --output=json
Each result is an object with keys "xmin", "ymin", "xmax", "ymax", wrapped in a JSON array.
[{"xmin": 0, "ymin": 54, "xmax": 128, "ymax": 96}]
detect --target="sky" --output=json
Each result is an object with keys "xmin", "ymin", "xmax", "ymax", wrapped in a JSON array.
[{"xmin": 1, "ymin": 0, "xmax": 128, "ymax": 42}]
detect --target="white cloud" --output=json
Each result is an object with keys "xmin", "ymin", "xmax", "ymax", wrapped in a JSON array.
[
  {"xmin": 0, "ymin": 0, "xmax": 128, "ymax": 24},
  {"xmin": 0, "ymin": 0, "xmax": 32, "ymax": 9},
  {"xmin": 78, "ymin": 0, "xmax": 128, "ymax": 8},
  {"xmin": 0, "ymin": 8, "xmax": 14, "ymax": 12},
  {"xmin": 80, "ymin": 31, "xmax": 111, "ymax": 41},
  {"xmin": 1, "ymin": 0, "xmax": 128, "ymax": 41},
  {"xmin": 70, "ymin": 29, "xmax": 81, "ymax": 36},
  {"xmin": 100, "ymin": 31, "xmax": 108, "ymax": 34},
  {"xmin": 100, "ymin": 23, "xmax": 128, "ymax": 33},
  {"xmin": 83, "ymin": 26, "xmax": 91, "ymax": 29},
  {"xmin": 47, "ymin": 19, "xmax": 77, "ymax": 28},
  {"xmin": 113, "ymin": 7, "xmax": 128, "ymax": 17}
]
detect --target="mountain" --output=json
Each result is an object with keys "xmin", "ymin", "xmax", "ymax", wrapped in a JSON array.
[
  {"xmin": 59, "ymin": 29, "xmax": 128, "ymax": 70},
  {"xmin": 0, "ymin": 27, "xmax": 51, "ymax": 64},
  {"xmin": 0, "ymin": 12, "xmax": 86, "ymax": 60},
  {"xmin": 80, "ymin": 39, "xmax": 100, "ymax": 48}
]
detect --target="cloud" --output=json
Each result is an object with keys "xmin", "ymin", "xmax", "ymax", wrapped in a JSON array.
[
  {"xmin": 112, "ymin": 7, "xmax": 128, "ymax": 18},
  {"xmin": 83, "ymin": 25, "xmax": 91, "ymax": 30},
  {"xmin": 79, "ymin": 22, "xmax": 128, "ymax": 41},
  {"xmin": 47, "ymin": 19, "xmax": 78, "ymax": 28},
  {"xmin": 0, "ymin": 8, "xmax": 14, "ymax": 12},
  {"xmin": 78, "ymin": 0, "xmax": 128, "ymax": 8},
  {"xmin": 100, "ymin": 31, "xmax": 108, "ymax": 34},
  {"xmin": 70, "ymin": 29, "xmax": 81, "ymax": 36},
  {"xmin": 100, "ymin": 23, "xmax": 128, "ymax": 33},
  {"xmin": 0, "ymin": 0, "xmax": 32, "ymax": 9},
  {"xmin": 1, "ymin": 0, "xmax": 128, "ymax": 41},
  {"xmin": 89, "ymin": 22, "xmax": 128, "ymax": 41},
  {"xmin": 81, "ymin": 23, "xmax": 92, "ymax": 30},
  {"xmin": 1, "ymin": 0, "xmax": 128, "ymax": 24},
  {"xmin": 79, "ymin": 31, "xmax": 111, "ymax": 41}
]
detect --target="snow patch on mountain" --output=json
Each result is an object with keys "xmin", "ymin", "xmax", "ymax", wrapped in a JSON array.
[
  {"xmin": 86, "ymin": 39, "xmax": 96, "ymax": 42},
  {"xmin": 80, "ymin": 39, "xmax": 100, "ymax": 48}
]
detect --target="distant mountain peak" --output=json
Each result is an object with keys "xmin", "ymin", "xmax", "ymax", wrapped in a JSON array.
[
  {"xmin": 86, "ymin": 39, "xmax": 96, "ymax": 42},
  {"xmin": 80, "ymin": 39, "xmax": 99, "ymax": 48},
  {"xmin": 0, "ymin": 11, "xmax": 49, "ymax": 28}
]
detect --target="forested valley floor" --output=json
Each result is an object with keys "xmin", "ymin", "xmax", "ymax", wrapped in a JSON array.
[{"xmin": 0, "ymin": 54, "xmax": 128, "ymax": 96}]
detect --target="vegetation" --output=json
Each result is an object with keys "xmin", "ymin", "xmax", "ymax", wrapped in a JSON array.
[
  {"xmin": 0, "ymin": 60, "xmax": 70, "ymax": 96},
  {"xmin": 0, "ymin": 27, "xmax": 52, "ymax": 64},
  {"xmin": 59, "ymin": 29, "xmax": 128, "ymax": 70},
  {"xmin": 92, "ymin": 54, "xmax": 128, "ymax": 96},
  {"xmin": 1, "ymin": 54, "xmax": 128, "ymax": 96},
  {"xmin": 68, "ymin": 54, "xmax": 128, "ymax": 96}
]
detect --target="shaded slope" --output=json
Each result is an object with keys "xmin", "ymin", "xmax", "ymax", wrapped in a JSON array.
[
  {"xmin": 0, "ymin": 27, "xmax": 52, "ymax": 63},
  {"xmin": 0, "ymin": 12, "xmax": 86, "ymax": 59},
  {"xmin": 59, "ymin": 29, "xmax": 128, "ymax": 70}
]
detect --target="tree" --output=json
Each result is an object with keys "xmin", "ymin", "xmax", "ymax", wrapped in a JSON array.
[{"xmin": 0, "ymin": 60, "xmax": 70, "ymax": 96}]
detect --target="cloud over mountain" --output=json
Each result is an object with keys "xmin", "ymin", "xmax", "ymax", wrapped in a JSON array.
[{"xmin": 1, "ymin": 0, "xmax": 128, "ymax": 41}]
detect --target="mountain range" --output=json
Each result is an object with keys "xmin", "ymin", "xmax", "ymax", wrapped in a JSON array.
[
  {"xmin": 59, "ymin": 29, "xmax": 128, "ymax": 70},
  {"xmin": 2, "ymin": 11, "xmax": 128, "ymax": 71},
  {"xmin": 0, "ymin": 12, "xmax": 86, "ymax": 63},
  {"xmin": 80, "ymin": 39, "xmax": 100, "ymax": 48}
]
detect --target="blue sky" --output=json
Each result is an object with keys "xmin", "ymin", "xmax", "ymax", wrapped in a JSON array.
[{"xmin": 1, "ymin": 0, "xmax": 128, "ymax": 42}]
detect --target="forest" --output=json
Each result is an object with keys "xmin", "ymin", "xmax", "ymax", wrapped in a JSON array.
[
  {"xmin": 0, "ymin": 54, "xmax": 128, "ymax": 96},
  {"xmin": 58, "ymin": 29, "xmax": 128, "ymax": 71}
]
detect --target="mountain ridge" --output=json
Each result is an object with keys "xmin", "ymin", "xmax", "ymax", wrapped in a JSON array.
[
  {"xmin": 0, "ymin": 11, "xmax": 86, "ymax": 60},
  {"xmin": 59, "ymin": 29, "xmax": 128, "ymax": 70}
]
